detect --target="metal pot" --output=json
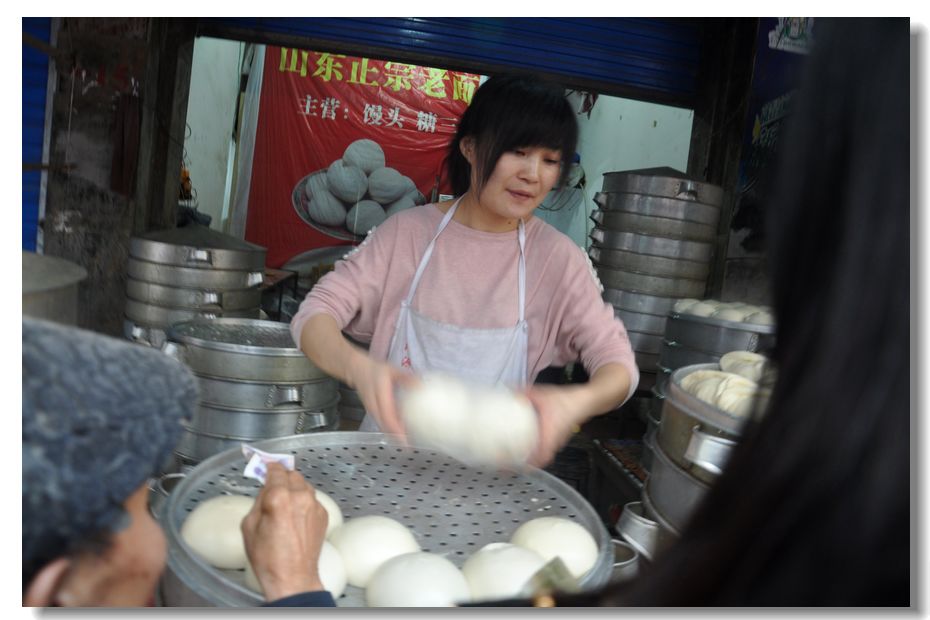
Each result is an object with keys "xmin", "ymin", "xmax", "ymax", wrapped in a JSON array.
[
  {"xmin": 655, "ymin": 363, "xmax": 673, "ymax": 395},
  {"xmin": 148, "ymin": 472, "xmax": 186, "ymax": 520},
  {"xmin": 127, "ymin": 257, "xmax": 264, "ymax": 290},
  {"xmin": 164, "ymin": 319, "xmax": 328, "ymax": 382},
  {"xmin": 627, "ymin": 330, "xmax": 665, "ymax": 355},
  {"xmin": 175, "ymin": 399, "xmax": 339, "ymax": 464},
  {"xmin": 590, "ymin": 229, "xmax": 713, "ymax": 263},
  {"xmin": 664, "ymin": 312, "xmax": 775, "ymax": 356},
  {"xmin": 657, "ymin": 363, "xmax": 747, "ymax": 483},
  {"xmin": 591, "ymin": 210, "xmax": 716, "ymax": 243},
  {"xmin": 610, "ymin": 539, "xmax": 641, "ymax": 583},
  {"xmin": 634, "ymin": 351, "xmax": 660, "ymax": 371},
  {"xmin": 196, "ymin": 374, "xmax": 337, "ymax": 411},
  {"xmin": 640, "ymin": 487, "xmax": 682, "ymax": 557},
  {"xmin": 641, "ymin": 425, "xmax": 657, "ymax": 473},
  {"xmin": 160, "ymin": 432, "xmax": 614, "ymax": 606},
  {"xmin": 600, "ymin": 168, "xmax": 724, "ymax": 206},
  {"xmin": 595, "ymin": 265, "xmax": 706, "ymax": 298},
  {"xmin": 124, "ymin": 299, "xmax": 258, "ymax": 327},
  {"xmin": 593, "ymin": 191, "xmax": 721, "ymax": 226},
  {"xmin": 186, "ymin": 402, "xmax": 319, "ymax": 438},
  {"xmin": 126, "ymin": 279, "xmax": 261, "ymax": 311},
  {"xmin": 614, "ymin": 501, "xmax": 660, "ymax": 561},
  {"xmin": 591, "ymin": 246, "xmax": 710, "ymax": 280},
  {"xmin": 130, "ymin": 224, "xmax": 266, "ymax": 271},
  {"xmin": 643, "ymin": 440, "xmax": 710, "ymax": 533},
  {"xmin": 23, "ymin": 251, "xmax": 88, "ymax": 325},
  {"xmin": 614, "ymin": 308, "xmax": 668, "ymax": 336},
  {"xmin": 658, "ymin": 339, "xmax": 723, "ymax": 369},
  {"xmin": 602, "ymin": 288, "xmax": 678, "ymax": 316},
  {"xmin": 124, "ymin": 319, "xmax": 168, "ymax": 348}
]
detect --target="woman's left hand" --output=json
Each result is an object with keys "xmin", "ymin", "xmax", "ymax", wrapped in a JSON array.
[{"xmin": 522, "ymin": 384, "xmax": 588, "ymax": 468}]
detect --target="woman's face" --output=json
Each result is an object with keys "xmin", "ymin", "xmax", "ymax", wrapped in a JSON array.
[{"xmin": 469, "ymin": 144, "xmax": 563, "ymax": 226}]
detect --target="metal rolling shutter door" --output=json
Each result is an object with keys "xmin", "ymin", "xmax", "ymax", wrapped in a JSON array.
[
  {"xmin": 196, "ymin": 17, "xmax": 700, "ymax": 107},
  {"xmin": 22, "ymin": 17, "xmax": 52, "ymax": 251}
]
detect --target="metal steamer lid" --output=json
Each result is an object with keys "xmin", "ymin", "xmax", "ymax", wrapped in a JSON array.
[
  {"xmin": 22, "ymin": 251, "xmax": 88, "ymax": 295},
  {"xmin": 167, "ymin": 319, "xmax": 306, "ymax": 356},
  {"xmin": 163, "ymin": 432, "xmax": 614, "ymax": 607},
  {"xmin": 600, "ymin": 167, "xmax": 724, "ymax": 206},
  {"xmin": 130, "ymin": 224, "xmax": 267, "ymax": 270},
  {"xmin": 667, "ymin": 363, "xmax": 751, "ymax": 436}
]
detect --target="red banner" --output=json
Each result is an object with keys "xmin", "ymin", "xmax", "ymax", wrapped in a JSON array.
[{"xmin": 245, "ymin": 47, "xmax": 480, "ymax": 267}]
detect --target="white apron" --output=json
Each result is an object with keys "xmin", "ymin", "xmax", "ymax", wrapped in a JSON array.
[{"xmin": 359, "ymin": 200, "xmax": 529, "ymax": 431}]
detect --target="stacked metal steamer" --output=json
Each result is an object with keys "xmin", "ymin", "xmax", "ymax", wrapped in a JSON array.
[
  {"xmin": 162, "ymin": 319, "xmax": 339, "ymax": 466},
  {"xmin": 615, "ymin": 357, "xmax": 773, "ymax": 563},
  {"xmin": 649, "ymin": 306, "xmax": 776, "ymax": 458},
  {"xmin": 589, "ymin": 167, "xmax": 722, "ymax": 392},
  {"xmin": 123, "ymin": 225, "xmax": 265, "ymax": 347}
]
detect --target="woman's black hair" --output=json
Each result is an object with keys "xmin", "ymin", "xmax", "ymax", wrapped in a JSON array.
[
  {"xmin": 597, "ymin": 18, "xmax": 911, "ymax": 606},
  {"xmin": 446, "ymin": 73, "xmax": 578, "ymax": 196}
]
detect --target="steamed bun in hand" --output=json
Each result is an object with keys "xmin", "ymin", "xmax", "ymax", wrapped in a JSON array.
[{"xmin": 398, "ymin": 373, "xmax": 539, "ymax": 467}]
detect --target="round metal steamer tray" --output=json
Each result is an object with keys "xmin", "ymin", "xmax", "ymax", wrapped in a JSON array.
[
  {"xmin": 664, "ymin": 312, "xmax": 775, "ymax": 355},
  {"xmin": 126, "ymin": 279, "xmax": 261, "ymax": 311},
  {"xmin": 593, "ymin": 191, "xmax": 721, "ymax": 226},
  {"xmin": 130, "ymin": 224, "xmax": 266, "ymax": 271},
  {"xmin": 162, "ymin": 432, "xmax": 613, "ymax": 607},
  {"xmin": 590, "ymin": 246, "xmax": 710, "ymax": 280},
  {"xmin": 591, "ymin": 210, "xmax": 716, "ymax": 243},
  {"xmin": 165, "ymin": 319, "xmax": 328, "ymax": 382},
  {"xmin": 600, "ymin": 168, "xmax": 724, "ymax": 206},
  {"xmin": 596, "ymin": 266, "xmax": 706, "ymax": 299}
]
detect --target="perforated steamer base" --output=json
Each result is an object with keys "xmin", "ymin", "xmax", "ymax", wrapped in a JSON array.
[{"xmin": 162, "ymin": 432, "xmax": 613, "ymax": 607}]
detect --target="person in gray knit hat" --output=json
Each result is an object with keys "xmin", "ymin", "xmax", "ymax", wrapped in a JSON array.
[{"xmin": 22, "ymin": 318, "xmax": 334, "ymax": 607}]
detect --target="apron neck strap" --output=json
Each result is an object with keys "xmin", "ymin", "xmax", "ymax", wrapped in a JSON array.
[{"xmin": 405, "ymin": 199, "xmax": 528, "ymax": 324}]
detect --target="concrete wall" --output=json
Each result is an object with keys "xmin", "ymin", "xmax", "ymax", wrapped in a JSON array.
[
  {"xmin": 565, "ymin": 92, "xmax": 694, "ymax": 247},
  {"xmin": 41, "ymin": 18, "xmax": 150, "ymax": 336},
  {"xmin": 183, "ymin": 37, "xmax": 243, "ymax": 230}
]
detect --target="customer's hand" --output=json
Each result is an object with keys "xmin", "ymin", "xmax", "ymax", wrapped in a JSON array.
[{"xmin": 241, "ymin": 463, "xmax": 328, "ymax": 601}]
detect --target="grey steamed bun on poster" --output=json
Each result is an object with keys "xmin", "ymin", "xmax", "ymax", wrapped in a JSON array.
[
  {"xmin": 308, "ymin": 187, "xmax": 348, "ymax": 227},
  {"xmin": 327, "ymin": 159, "xmax": 369, "ymax": 203},
  {"xmin": 346, "ymin": 199, "xmax": 387, "ymax": 234},
  {"xmin": 368, "ymin": 167, "xmax": 413, "ymax": 204},
  {"xmin": 343, "ymin": 139, "xmax": 386, "ymax": 175}
]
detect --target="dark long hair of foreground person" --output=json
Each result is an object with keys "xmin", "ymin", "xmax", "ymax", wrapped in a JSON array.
[{"xmin": 475, "ymin": 18, "xmax": 911, "ymax": 607}]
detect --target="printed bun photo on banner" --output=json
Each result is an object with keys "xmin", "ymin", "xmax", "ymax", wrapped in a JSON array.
[{"xmin": 244, "ymin": 47, "xmax": 481, "ymax": 268}]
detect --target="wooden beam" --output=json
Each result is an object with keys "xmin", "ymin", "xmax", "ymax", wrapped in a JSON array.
[
  {"xmin": 133, "ymin": 18, "xmax": 196, "ymax": 234},
  {"xmin": 688, "ymin": 18, "xmax": 759, "ymax": 299}
]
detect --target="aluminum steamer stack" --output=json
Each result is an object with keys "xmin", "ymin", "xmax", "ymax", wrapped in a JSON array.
[
  {"xmin": 614, "ymin": 362, "xmax": 764, "ymax": 563},
  {"xmin": 123, "ymin": 224, "xmax": 266, "ymax": 347},
  {"xmin": 589, "ymin": 168, "xmax": 723, "ymax": 391},
  {"xmin": 163, "ymin": 319, "xmax": 339, "ymax": 465}
]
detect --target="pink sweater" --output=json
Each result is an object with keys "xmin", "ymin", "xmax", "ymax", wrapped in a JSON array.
[{"xmin": 290, "ymin": 204, "xmax": 639, "ymax": 400}]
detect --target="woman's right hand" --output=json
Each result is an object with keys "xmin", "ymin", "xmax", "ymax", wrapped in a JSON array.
[{"xmin": 346, "ymin": 354, "xmax": 416, "ymax": 436}]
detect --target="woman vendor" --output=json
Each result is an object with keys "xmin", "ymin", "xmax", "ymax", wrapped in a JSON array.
[{"xmin": 290, "ymin": 74, "xmax": 638, "ymax": 466}]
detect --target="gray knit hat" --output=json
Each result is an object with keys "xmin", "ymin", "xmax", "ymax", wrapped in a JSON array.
[{"xmin": 22, "ymin": 318, "xmax": 198, "ymax": 582}]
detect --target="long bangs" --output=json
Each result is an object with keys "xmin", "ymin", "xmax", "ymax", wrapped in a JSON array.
[
  {"xmin": 473, "ymin": 87, "xmax": 578, "ymax": 189},
  {"xmin": 447, "ymin": 74, "xmax": 578, "ymax": 195}
]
